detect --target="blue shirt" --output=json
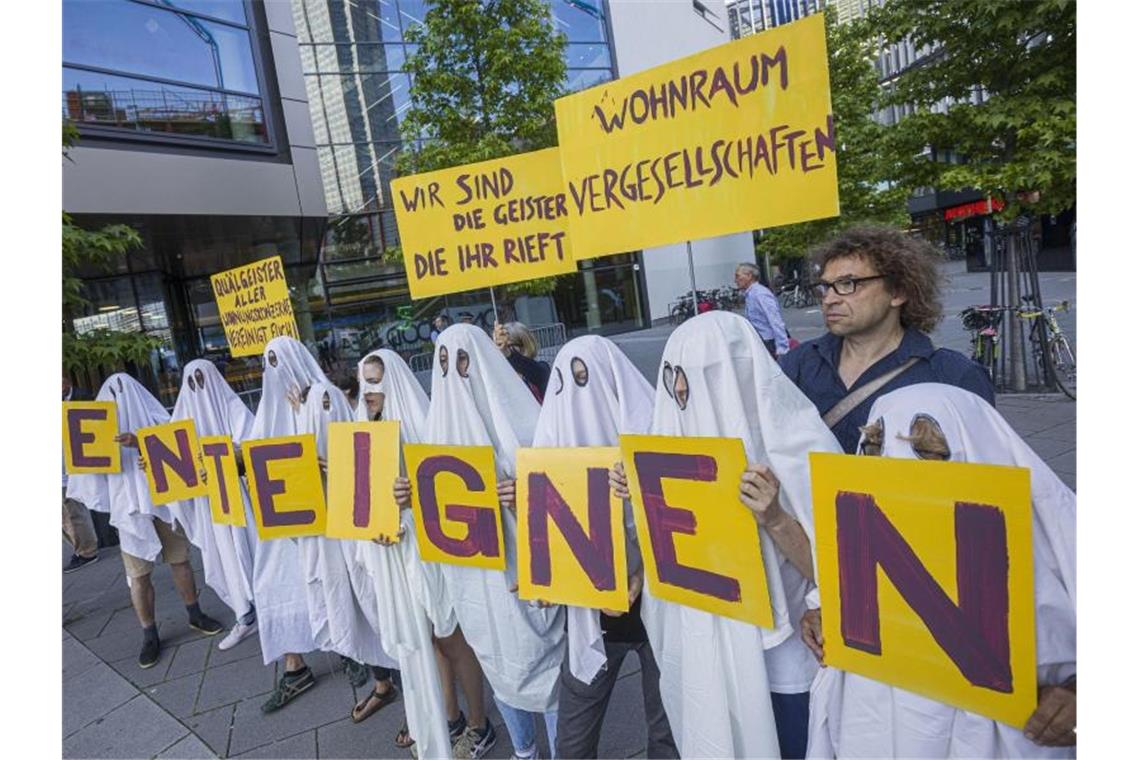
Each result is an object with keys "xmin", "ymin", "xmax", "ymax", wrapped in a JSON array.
[
  {"xmin": 744, "ymin": 282, "xmax": 789, "ymax": 354},
  {"xmin": 779, "ymin": 328, "xmax": 995, "ymax": 454}
]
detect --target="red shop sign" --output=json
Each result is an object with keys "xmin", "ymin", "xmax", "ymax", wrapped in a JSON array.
[{"xmin": 945, "ymin": 197, "xmax": 1005, "ymax": 221}]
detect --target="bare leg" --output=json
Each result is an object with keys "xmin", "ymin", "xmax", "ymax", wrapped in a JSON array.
[
  {"xmin": 437, "ymin": 627, "xmax": 486, "ymax": 727},
  {"xmin": 434, "ymin": 640, "xmax": 461, "ymax": 723},
  {"xmin": 168, "ymin": 561, "xmax": 199, "ymax": 605},
  {"xmin": 283, "ymin": 653, "xmax": 307, "ymax": 672},
  {"xmin": 129, "ymin": 573, "xmax": 156, "ymax": 628}
]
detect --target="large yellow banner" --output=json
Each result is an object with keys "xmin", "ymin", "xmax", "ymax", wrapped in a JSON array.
[
  {"xmin": 243, "ymin": 434, "xmax": 327, "ymax": 540},
  {"xmin": 390, "ymin": 148, "xmax": 577, "ymax": 299},
  {"xmin": 403, "ymin": 444, "xmax": 506, "ymax": 570},
  {"xmin": 555, "ymin": 14, "xmax": 837, "ymax": 260},
  {"xmin": 811, "ymin": 452, "xmax": 1036, "ymax": 727},
  {"xmin": 621, "ymin": 434, "xmax": 774, "ymax": 628},
  {"xmin": 200, "ymin": 436, "xmax": 246, "ymax": 527},
  {"xmin": 138, "ymin": 419, "xmax": 207, "ymax": 505},
  {"xmin": 62, "ymin": 401, "xmax": 120, "ymax": 474},
  {"xmin": 516, "ymin": 447, "xmax": 629, "ymax": 611},
  {"xmin": 326, "ymin": 421, "xmax": 402, "ymax": 541},
  {"xmin": 210, "ymin": 255, "xmax": 299, "ymax": 357}
]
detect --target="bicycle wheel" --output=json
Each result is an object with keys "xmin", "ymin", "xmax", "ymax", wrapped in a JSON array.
[
  {"xmin": 781, "ymin": 291, "xmax": 794, "ymax": 309},
  {"xmin": 1047, "ymin": 335, "xmax": 1076, "ymax": 400}
]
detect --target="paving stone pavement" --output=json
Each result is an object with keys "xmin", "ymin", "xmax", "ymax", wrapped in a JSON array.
[{"xmin": 62, "ymin": 262, "xmax": 1074, "ymax": 757}]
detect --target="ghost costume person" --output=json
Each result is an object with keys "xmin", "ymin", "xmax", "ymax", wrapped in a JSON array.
[
  {"xmin": 170, "ymin": 360, "xmax": 259, "ymax": 641},
  {"xmin": 643, "ymin": 311, "xmax": 842, "ymax": 759},
  {"xmin": 352, "ymin": 349, "xmax": 451, "ymax": 760},
  {"xmin": 295, "ymin": 381, "xmax": 394, "ymax": 670},
  {"xmin": 247, "ymin": 337, "xmax": 327, "ymax": 666},
  {"xmin": 534, "ymin": 336, "xmax": 678, "ymax": 759},
  {"xmin": 425, "ymin": 324, "xmax": 566, "ymax": 754},
  {"xmin": 805, "ymin": 383, "xmax": 1076, "ymax": 759}
]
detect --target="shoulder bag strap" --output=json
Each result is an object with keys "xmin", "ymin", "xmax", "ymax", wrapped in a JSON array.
[{"xmin": 821, "ymin": 357, "xmax": 921, "ymax": 429}]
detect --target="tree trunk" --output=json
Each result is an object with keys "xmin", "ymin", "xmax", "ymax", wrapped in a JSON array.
[{"xmin": 1007, "ymin": 230, "xmax": 1027, "ymax": 392}]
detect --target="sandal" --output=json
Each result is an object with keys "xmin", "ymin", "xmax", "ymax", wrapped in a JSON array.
[
  {"xmin": 351, "ymin": 684, "xmax": 400, "ymax": 723},
  {"xmin": 395, "ymin": 723, "xmax": 415, "ymax": 750}
]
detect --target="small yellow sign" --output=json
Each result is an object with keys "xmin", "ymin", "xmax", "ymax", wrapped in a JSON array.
[
  {"xmin": 243, "ymin": 434, "xmax": 327, "ymax": 540},
  {"xmin": 516, "ymin": 447, "xmax": 629, "ymax": 610},
  {"xmin": 390, "ymin": 148, "xmax": 577, "ymax": 299},
  {"xmin": 811, "ymin": 452, "xmax": 1036, "ymax": 728},
  {"xmin": 621, "ymin": 434, "xmax": 774, "ymax": 628},
  {"xmin": 555, "ymin": 15, "xmax": 838, "ymax": 260},
  {"xmin": 210, "ymin": 255, "xmax": 299, "ymax": 358},
  {"xmin": 326, "ymin": 421, "xmax": 402, "ymax": 541},
  {"xmin": 62, "ymin": 401, "xmax": 121, "ymax": 474},
  {"xmin": 200, "ymin": 436, "xmax": 246, "ymax": 527},
  {"xmin": 138, "ymin": 419, "xmax": 207, "ymax": 505},
  {"xmin": 404, "ymin": 444, "xmax": 506, "ymax": 571}
]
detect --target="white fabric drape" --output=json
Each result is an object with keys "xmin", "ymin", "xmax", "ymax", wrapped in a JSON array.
[
  {"xmin": 169, "ymin": 359, "xmax": 258, "ymax": 621},
  {"xmin": 643, "ymin": 311, "xmax": 842, "ymax": 758},
  {"xmin": 424, "ymin": 324, "xmax": 565, "ymax": 712},
  {"xmin": 352, "ymin": 349, "xmax": 451, "ymax": 760},
  {"xmin": 806, "ymin": 383, "xmax": 1076, "ymax": 759},
  {"xmin": 532, "ymin": 335, "xmax": 654, "ymax": 685},
  {"xmin": 65, "ymin": 373, "xmax": 175, "ymax": 562}
]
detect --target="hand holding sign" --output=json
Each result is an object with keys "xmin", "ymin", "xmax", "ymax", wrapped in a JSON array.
[
  {"xmin": 1024, "ymin": 684, "xmax": 1077, "ymax": 747},
  {"xmin": 116, "ymin": 433, "xmax": 139, "ymax": 448},
  {"xmin": 497, "ymin": 479, "xmax": 517, "ymax": 512},
  {"xmin": 608, "ymin": 461, "xmax": 630, "ymax": 501},
  {"xmin": 800, "ymin": 608, "xmax": 824, "ymax": 664},
  {"xmin": 738, "ymin": 464, "xmax": 781, "ymax": 526},
  {"xmin": 393, "ymin": 477, "xmax": 412, "ymax": 509}
]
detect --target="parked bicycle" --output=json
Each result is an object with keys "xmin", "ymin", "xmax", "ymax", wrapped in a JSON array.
[
  {"xmin": 1017, "ymin": 297, "xmax": 1076, "ymax": 400},
  {"xmin": 960, "ymin": 305, "xmax": 1005, "ymax": 382},
  {"xmin": 668, "ymin": 288, "xmax": 737, "ymax": 325},
  {"xmin": 959, "ymin": 299, "xmax": 1075, "ymax": 399},
  {"xmin": 779, "ymin": 278, "xmax": 816, "ymax": 309}
]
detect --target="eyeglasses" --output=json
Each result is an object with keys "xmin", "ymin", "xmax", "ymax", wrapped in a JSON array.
[{"xmin": 815, "ymin": 275, "xmax": 885, "ymax": 296}]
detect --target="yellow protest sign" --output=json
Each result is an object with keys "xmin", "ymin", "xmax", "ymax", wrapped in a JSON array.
[
  {"xmin": 243, "ymin": 434, "xmax": 327, "ymax": 540},
  {"xmin": 404, "ymin": 444, "xmax": 505, "ymax": 570},
  {"xmin": 200, "ymin": 436, "xmax": 246, "ymax": 527},
  {"xmin": 516, "ymin": 447, "xmax": 629, "ymax": 610},
  {"xmin": 390, "ymin": 148, "xmax": 576, "ymax": 299},
  {"xmin": 326, "ymin": 421, "xmax": 402, "ymax": 541},
  {"xmin": 138, "ymin": 419, "xmax": 207, "ymax": 505},
  {"xmin": 811, "ymin": 452, "xmax": 1036, "ymax": 727},
  {"xmin": 554, "ymin": 14, "xmax": 837, "ymax": 260},
  {"xmin": 621, "ymin": 434, "xmax": 773, "ymax": 628},
  {"xmin": 63, "ymin": 401, "xmax": 120, "ymax": 474},
  {"xmin": 210, "ymin": 255, "xmax": 298, "ymax": 357}
]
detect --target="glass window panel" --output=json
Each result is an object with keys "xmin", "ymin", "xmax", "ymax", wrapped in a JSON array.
[
  {"xmin": 133, "ymin": 273, "xmax": 172, "ymax": 331},
  {"xmin": 158, "ymin": 0, "xmax": 249, "ymax": 25},
  {"xmin": 549, "ymin": 0, "xmax": 607, "ymax": 43},
  {"xmin": 565, "ymin": 67, "xmax": 612, "ymax": 93},
  {"xmin": 397, "ymin": 0, "xmax": 427, "ymax": 29},
  {"xmin": 565, "ymin": 43, "xmax": 611, "ymax": 70},
  {"xmin": 64, "ymin": 0, "xmax": 261, "ymax": 95},
  {"xmin": 64, "ymin": 67, "xmax": 268, "ymax": 143},
  {"xmin": 339, "ymin": 43, "xmax": 408, "ymax": 72},
  {"xmin": 310, "ymin": 73, "xmax": 410, "ymax": 141},
  {"xmin": 299, "ymin": 44, "xmax": 317, "ymax": 73}
]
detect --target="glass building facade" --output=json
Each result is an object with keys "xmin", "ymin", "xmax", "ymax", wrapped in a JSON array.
[{"xmin": 291, "ymin": 0, "xmax": 648, "ymax": 359}]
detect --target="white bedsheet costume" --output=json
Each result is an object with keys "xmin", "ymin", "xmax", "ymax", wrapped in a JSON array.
[
  {"xmin": 169, "ymin": 360, "xmax": 258, "ymax": 622},
  {"xmin": 532, "ymin": 335, "xmax": 654, "ymax": 685},
  {"xmin": 424, "ymin": 324, "xmax": 565, "ymax": 712},
  {"xmin": 352, "ymin": 349, "xmax": 451, "ymax": 760},
  {"xmin": 644, "ymin": 312, "xmax": 842, "ymax": 758},
  {"xmin": 247, "ymin": 337, "xmax": 325, "ymax": 664},
  {"xmin": 295, "ymin": 381, "xmax": 393, "ymax": 669},
  {"xmin": 805, "ymin": 383, "xmax": 1076, "ymax": 759},
  {"xmin": 65, "ymin": 373, "xmax": 180, "ymax": 563}
]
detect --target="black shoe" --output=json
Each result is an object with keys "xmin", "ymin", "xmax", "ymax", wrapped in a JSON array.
[
  {"xmin": 139, "ymin": 636, "xmax": 161, "ymax": 669},
  {"xmin": 343, "ymin": 658, "xmax": 369, "ymax": 688},
  {"xmin": 189, "ymin": 612, "xmax": 224, "ymax": 636},
  {"xmin": 63, "ymin": 553, "xmax": 98, "ymax": 574},
  {"xmin": 262, "ymin": 667, "xmax": 317, "ymax": 713}
]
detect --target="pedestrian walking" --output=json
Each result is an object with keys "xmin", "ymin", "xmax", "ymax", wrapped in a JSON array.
[{"xmin": 735, "ymin": 262, "xmax": 790, "ymax": 358}]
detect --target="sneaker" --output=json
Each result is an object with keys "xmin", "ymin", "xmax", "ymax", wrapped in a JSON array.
[
  {"xmin": 138, "ymin": 636, "xmax": 161, "ymax": 669},
  {"xmin": 448, "ymin": 711, "xmax": 467, "ymax": 742},
  {"xmin": 452, "ymin": 720, "xmax": 497, "ymax": 760},
  {"xmin": 217, "ymin": 620, "xmax": 257, "ymax": 651},
  {"xmin": 261, "ymin": 667, "xmax": 316, "ymax": 713},
  {"xmin": 189, "ymin": 612, "xmax": 225, "ymax": 636},
  {"xmin": 63, "ymin": 553, "xmax": 98, "ymax": 574}
]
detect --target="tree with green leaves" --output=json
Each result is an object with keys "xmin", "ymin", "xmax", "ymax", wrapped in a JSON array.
[
  {"xmin": 399, "ymin": 0, "xmax": 568, "ymax": 296},
  {"xmin": 63, "ymin": 122, "xmax": 161, "ymax": 384},
  {"xmin": 758, "ymin": 8, "xmax": 910, "ymax": 266},
  {"xmin": 870, "ymin": 0, "xmax": 1076, "ymax": 220}
]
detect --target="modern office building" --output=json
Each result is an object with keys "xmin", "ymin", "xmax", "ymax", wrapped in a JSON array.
[
  {"xmin": 292, "ymin": 0, "xmax": 755, "ymax": 355},
  {"xmin": 726, "ymin": 0, "xmax": 824, "ymax": 38},
  {"xmin": 63, "ymin": 0, "xmax": 327, "ymax": 405}
]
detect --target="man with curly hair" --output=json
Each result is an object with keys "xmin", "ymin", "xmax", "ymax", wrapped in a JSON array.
[{"xmin": 780, "ymin": 225, "xmax": 995, "ymax": 456}]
